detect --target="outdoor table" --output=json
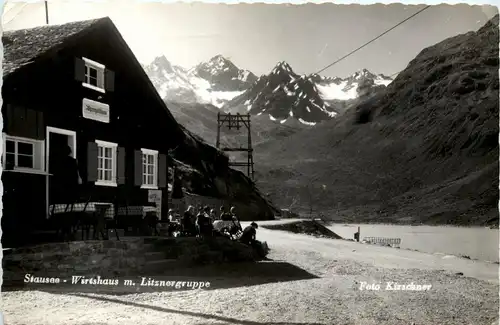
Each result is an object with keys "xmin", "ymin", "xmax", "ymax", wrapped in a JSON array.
[
  {"xmin": 49, "ymin": 202, "xmax": 115, "ymax": 219},
  {"xmin": 49, "ymin": 202, "xmax": 115, "ymax": 240},
  {"xmin": 117, "ymin": 206, "xmax": 157, "ymax": 218}
]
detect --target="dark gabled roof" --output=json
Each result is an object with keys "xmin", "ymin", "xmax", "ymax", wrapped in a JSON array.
[
  {"xmin": 2, "ymin": 17, "xmax": 180, "ymax": 128},
  {"xmin": 2, "ymin": 17, "xmax": 108, "ymax": 76}
]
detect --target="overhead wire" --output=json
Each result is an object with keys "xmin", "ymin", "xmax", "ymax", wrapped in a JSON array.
[
  {"xmin": 389, "ymin": 70, "xmax": 402, "ymax": 78},
  {"xmin": 3, "ymin": 2, "xmax": 30, "ymax": 26},
  {"xmin": 2, "ymin": 3, "xmax": 20, "ymax": 18},
  {"xmin": 2, "ymin": 3, "xmax": 427, "ymax": 79},
  {"xmin": 314, "ymin": 5, "xmax": 432, "ymax": 75}
]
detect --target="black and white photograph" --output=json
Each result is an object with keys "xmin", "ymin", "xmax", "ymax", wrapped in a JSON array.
[{"xmin": 0, "ymin": 1, "xmax": 499, "ymax": 324}]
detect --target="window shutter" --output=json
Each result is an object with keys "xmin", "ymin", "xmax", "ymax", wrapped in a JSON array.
[
  {"xmin": 5, "ymin": 104, "xmax": 15, "ymax": 135},
  {"xmin": 5, "ymin": 106, "xmax": 44, "ymax": 140},
  {"xmin": 36, "ymin": 111, "xmax": 45, "ymax": 140},
  {"xmin": 74, "ymin": 57, "xmax": 86, "ymax": 82},
  {"xmin": 134, "ymin": 150, "xmax": 143, "ymax": 187},
  {"xmin": 158, "ymin": 154, "xmax": 167, "ymax": 188},
  {"xmin": 25, "ymin": 109, "xmax": 37, "ymax": 139},
  {"xmin": 105, "ymin": 69, "xmax": 115, "ymax": 92},
  {"xmin": 87, "ymin": 142, "xmax": 99, "ymax": 182},
  {"xmin": 6, "ymin": 105, "xmax": 24, "ymax": 138},
  {"xmin": 116, "ymin": 147, "xmax": 126, "ymax": 185}
]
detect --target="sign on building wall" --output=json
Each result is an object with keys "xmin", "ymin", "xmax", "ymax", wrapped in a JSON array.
[
  {"xmin": 82, "ymin": 98, "xmax": 110, "ymax": 123},
  {"xmin": 148, "ymin": 189, "xmax": 162, "ymax": 220}
]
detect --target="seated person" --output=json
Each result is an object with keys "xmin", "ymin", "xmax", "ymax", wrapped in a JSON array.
[
  {"xmin": 182, "ymin": 206, "xmax": 196, "ymax": 236},
  {"xmin": 239, "ymin": 222, "xmax": 269, "ymax": 258},
  {"xmin": 210, "ymin": 209, "xmax": 217, "ymax": 222},
  {"xmin": 219, "ymin": 206, "xmax": 229, "ymax": 220},
  {"xmin": 221, "ymin": 211, "xmax": 233, "ymax": 221},
  {"xmin": 230, "ymin": 207, "xmax": 243, "ymax": 232},
  {"xmin": 168, "ymin": 209, "xmax": 175, "ymax": 222},
  {"xmin": 240, "ymin": 222, "xmax": 258, "ymax": 245},
  {"xmin": 197, "ymin": 206, "xmax": 213, "ymax": 237},
  {"xmin": 174, "ymin": 210, "xmax": 181, "ymax": 222},
  {"xmin": 166, "ymin": 209, "xmax": 177, "ymax": 236}
]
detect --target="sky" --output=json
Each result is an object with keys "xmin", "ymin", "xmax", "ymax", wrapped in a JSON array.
[{"xmin": 1, "ymin": 1, "xmax": 498, "ymax": 78}]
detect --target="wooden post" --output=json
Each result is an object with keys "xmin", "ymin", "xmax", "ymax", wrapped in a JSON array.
[
  {"xmin": 45, "ymin": 1, "xmax": 49, "ymax": 24},
  {"xmin": 247, "ymin": 116, "xmax": 251, "ymax": 177},
  {"xmin": 216, "ymin": 112, "xmax": 221, "ymax": 148},
  {"xmin": 354, "ymin": 226, "xmax": 360, "ymax": 242},
  {"xmin": 357, "ymin": 226, "xmax": 360, "ymax": 242}
]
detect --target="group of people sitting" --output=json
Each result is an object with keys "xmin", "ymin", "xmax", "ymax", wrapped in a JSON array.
[{"xmin": 166, "ymin": 205, "xmax": 260, "ymax": 247}]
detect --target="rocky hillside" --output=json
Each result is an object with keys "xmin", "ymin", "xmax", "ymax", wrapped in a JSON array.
[
  {"xmin": 253, "ymin": 15, "xmax": 499, "ymax": 226},
  {"xmin": 262, "ymin": 220, "xmax": 343, "ymax": 239},
  {"xmin": 168, "ymin": 126, "xmax": 278, "ymax": 221}
]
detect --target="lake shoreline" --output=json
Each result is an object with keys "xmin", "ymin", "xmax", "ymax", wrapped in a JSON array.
[
  {"xmin": 264, "ymin": 218, "xmax": 498, "ymax": 229},
  {"xmin": 357, "ymin": 240, "xmax": 500, "ymax": 265},
  {"xmin": 325, "ymin": 222, "xmax": 499, "ymax": 263},
  {"xmin": 323, "ymin": 220, "xmax": 498, "ymax": 229},
  {"xmin": 253, "ymin": 219, "xmax": 498, "ymax": 263}
]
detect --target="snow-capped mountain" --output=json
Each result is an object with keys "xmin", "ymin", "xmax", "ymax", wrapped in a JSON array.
[
  {"xmin": 193, "ymin": 55, "xmax": 257, "ymax": 92},
  {"xmin": 143, "ymin": 55, "xmax": 393, "ymax": 126},
  {"xmin": 311, "ymin": 69, "xmax": 393, "ymax": 101},
  {"xmin": 223, "ymin": 62, "xmax": 337, "ymax": 126},
  {"xmin": 143, "ymin": 56, "xmax": 198, "ymax": 104},
  {"xmin": 223, "ymin": 64, "xmax": 393, "ymax": 126},
  {"xmin": 142, "ymin": 55, "xmax": 257, "ymax": 108}
]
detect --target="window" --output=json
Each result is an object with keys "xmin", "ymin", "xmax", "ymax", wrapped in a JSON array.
[
  {"xmin": 3, "ymin": 135, "xmax": 44, "ymax": 172},
  {"xmin": 96, "ymin": 140, "xmax": 117, "ymax": 186},
  {"xmin": 141, "ymin": 148, "xmax": 158, "ymax": 189},
  {"xmin": 83, "ymin": 57, "xmax": 105, "ymax": 93}
]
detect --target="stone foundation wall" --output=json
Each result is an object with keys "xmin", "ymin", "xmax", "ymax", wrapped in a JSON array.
[
  {"xmin": 3, "ymin": 240, "xmax": 146, "ymax": 282},
  {"xmin": 145, "ymin": 237, "xmax": 258, "ymax": 264},
  {"xmin": 2, "ymin": 237, "xmax": 265, "ymax": 287}
]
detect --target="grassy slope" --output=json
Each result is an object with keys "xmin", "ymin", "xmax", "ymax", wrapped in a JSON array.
[{"xmin": 253, "ymin": 15, "xmax": 499, "ymax": 226}]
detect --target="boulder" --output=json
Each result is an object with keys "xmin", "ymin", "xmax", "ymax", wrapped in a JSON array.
[{"xmin": 262, "ymin": 220, "xmax": 342, "ymax": 239}]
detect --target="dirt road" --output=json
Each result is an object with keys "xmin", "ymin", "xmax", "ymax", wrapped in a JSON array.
[
  {"xmin": 253, "ymin": 222, "xmax": 499, "ymax": 284},
  {"xmin": 2, "ymin": 224, "xmax": 498, "ymax": 325}
]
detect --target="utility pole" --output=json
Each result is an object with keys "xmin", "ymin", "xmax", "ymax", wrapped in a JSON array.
[
  {"xmin": 216, "ymin": 112, "xmax": 255, "ymax": 179},
  {"xmin": 44, "ymin": 1, "xmax": 49, "ymax": 25}
]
